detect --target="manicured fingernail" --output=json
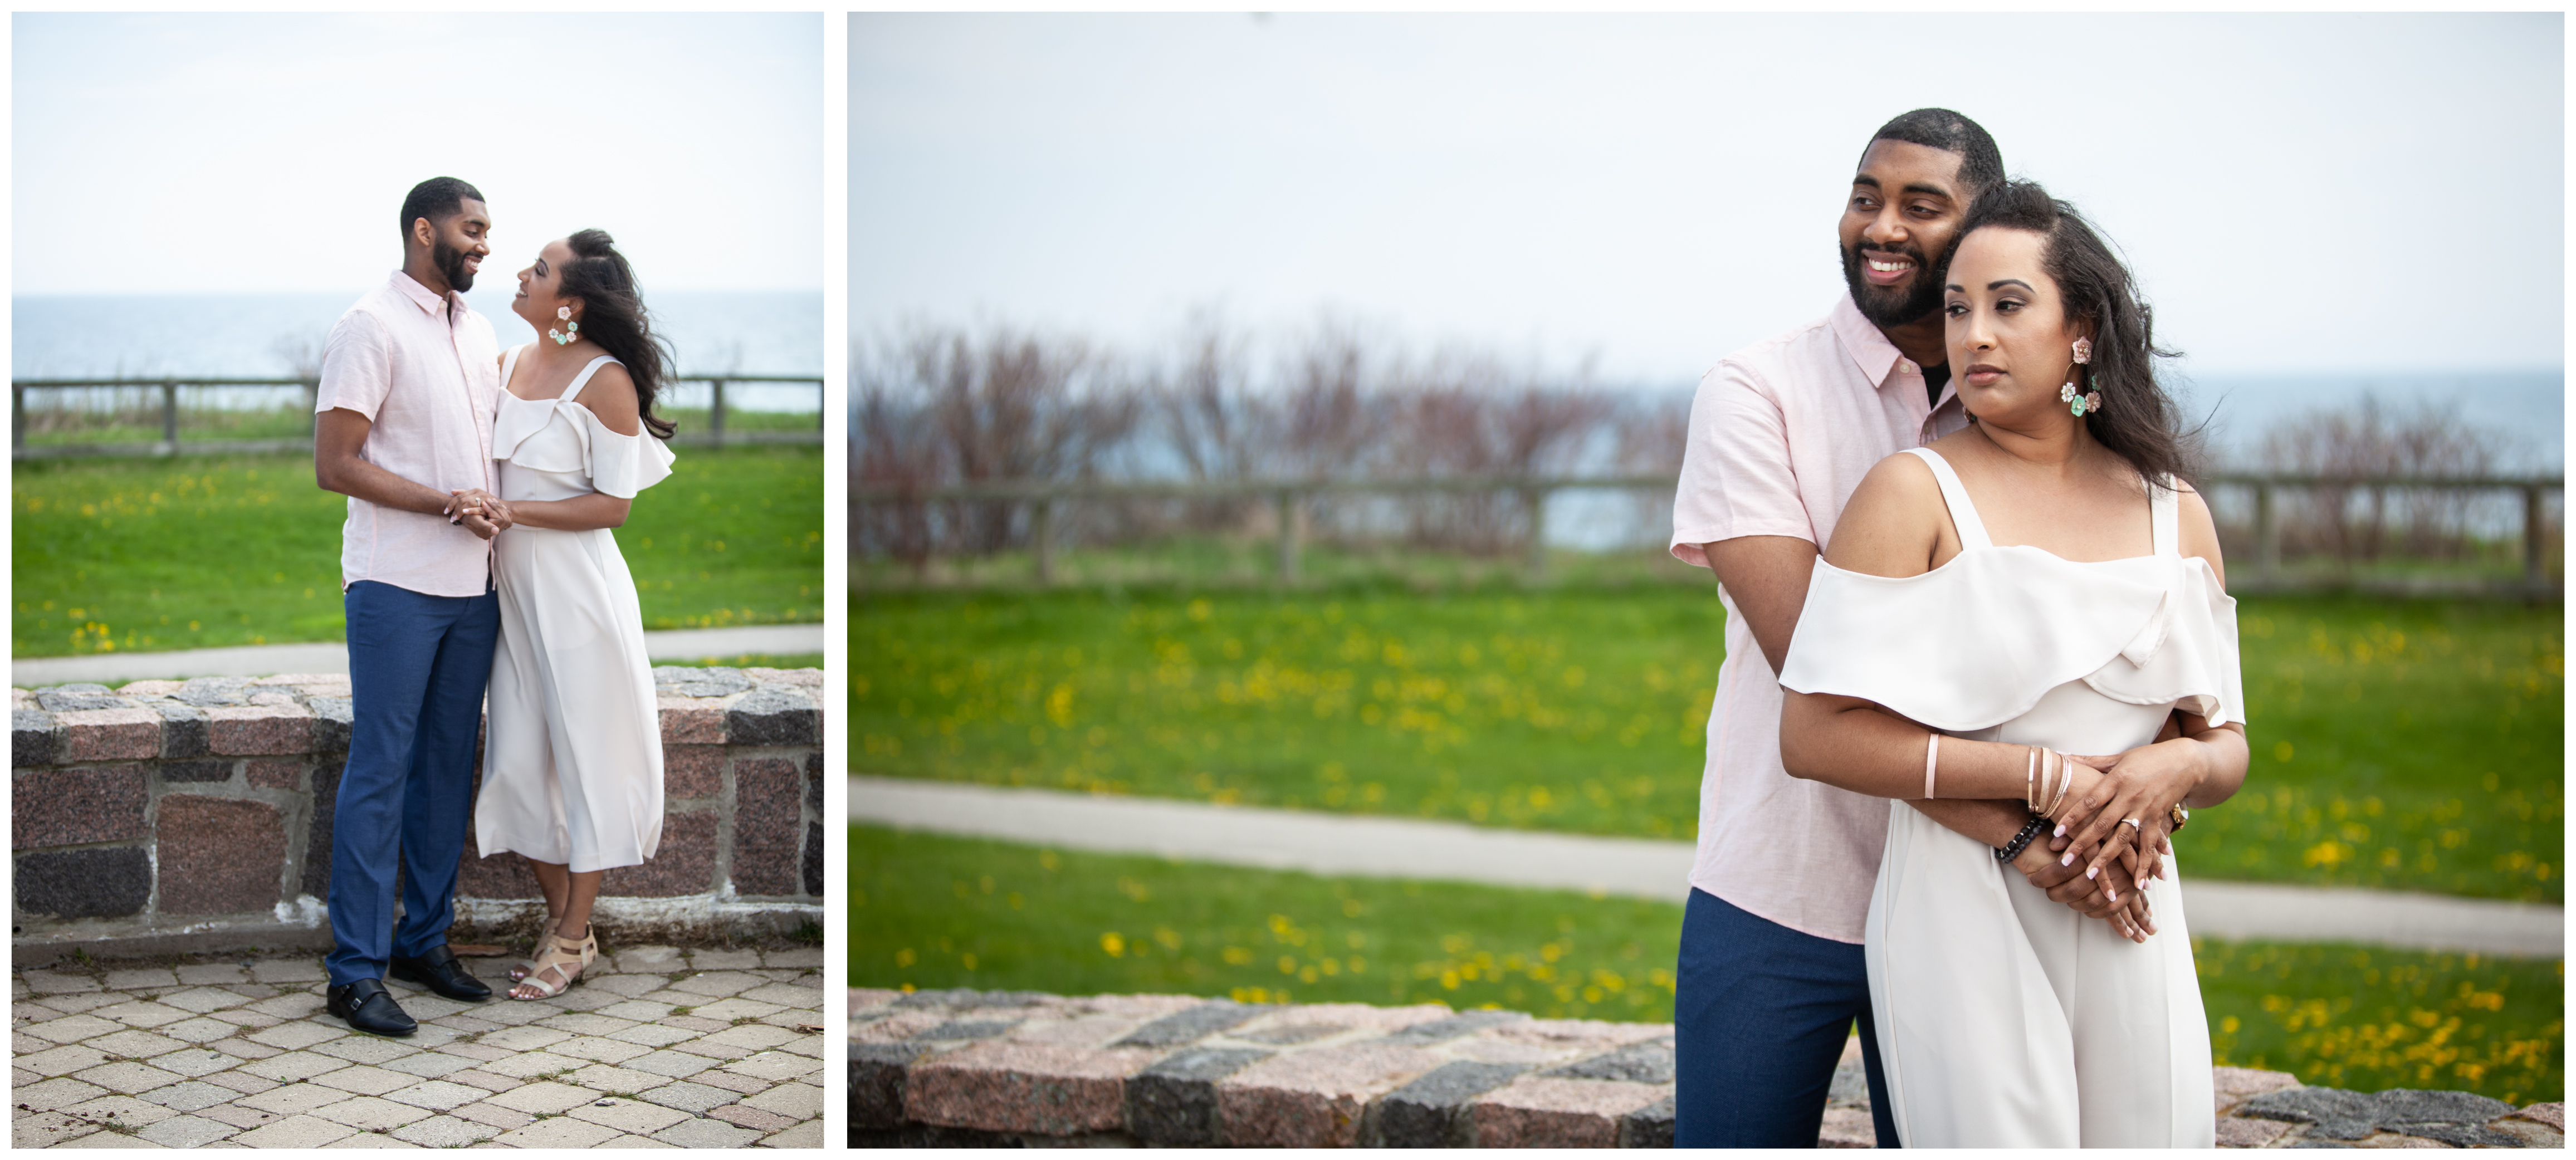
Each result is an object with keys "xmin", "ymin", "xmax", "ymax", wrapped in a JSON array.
[
  {"xmin": 2062, "ymin": 853, "xmax": 2074, "ymax": 866},
  {"xmin": 2054, "ymin": 824, "xmax": 2066, "ymax": 838},
  {"xmin": 2085, "ymin": 867, "xmax": 2098, "ymax": 880},
  {"xmin": 2138, "ymin": 877, "xmax": 2148, "ymax": 890},
  {"xmin": 2105, "ymin": 885, "xmax": 2118, "ymax": 900}
]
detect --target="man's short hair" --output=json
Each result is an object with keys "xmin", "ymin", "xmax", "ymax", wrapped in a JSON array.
[
  {"xmin": 399, "ymin": 177, "xmax": 485, "ymax": 241},
  {"xmin": 1867, "ymin": 109, "xmax": 2003, "ymax": 195}
]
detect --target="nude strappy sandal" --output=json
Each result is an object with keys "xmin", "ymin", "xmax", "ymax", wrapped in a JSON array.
[
  {"xmin": 510, "ymin": 923, "xmax": 599, "ymax": 983},
  {"xmin": 511, "ymin": 925, "xmax": 595, "ymax": 1000}
]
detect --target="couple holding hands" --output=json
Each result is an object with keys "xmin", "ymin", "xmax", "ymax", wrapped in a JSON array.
[
  {"xmin": 308, "ymin": 178, "xmax": 678, "ymax": 1035},
  {"xmin": 1669, "ymin": 109, "xmax": 2249, "ymax": 1147}
]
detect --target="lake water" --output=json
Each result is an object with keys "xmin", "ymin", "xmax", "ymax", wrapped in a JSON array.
[{"xmin": 13, "ymin": 290, "xmax": 824, "ymax": 413}]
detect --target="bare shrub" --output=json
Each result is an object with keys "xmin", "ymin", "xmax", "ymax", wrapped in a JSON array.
[
  {"xmin": 850, "ymin": 324, "xmax": 1144, "ymax": 563},
  {"xmin": 2256, "ymin": 396, "xmax": 2506, "ymax": 565}
]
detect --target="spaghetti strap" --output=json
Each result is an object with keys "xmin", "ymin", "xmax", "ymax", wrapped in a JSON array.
[
  {"xmin": 2150, "ymin": 475, "xmax": 2180, "ymax": 557},
  {"xmin": 558, "ymin": 355, "xmax": 621, "ymax": 404},
  {"xmin": 1903, "ymin": 447, "xmax": 1994, "ymax": 551}
]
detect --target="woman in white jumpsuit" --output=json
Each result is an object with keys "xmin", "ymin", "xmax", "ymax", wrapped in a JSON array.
[{"xmin": 1776, "ymin": 183, "xmax": 2248, "ymax": 1147}]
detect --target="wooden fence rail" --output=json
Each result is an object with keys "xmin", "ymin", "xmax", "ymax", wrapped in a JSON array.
[
  {"xmin": 12, "ymin": 374, "xmax": 825, "ymax": 459},
  {"xmin": 853, "ymin": 473, "xmax": 2564, "ymax": 593}
]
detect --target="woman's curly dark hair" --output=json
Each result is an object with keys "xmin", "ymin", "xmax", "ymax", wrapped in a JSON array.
[
  {"xmin": 560, "ymin": 228, "xmax": 678, "ymax": 440},
  {"xmin": 1952, "ymin": 180, "xmax": 2202, "ymax": 491}
]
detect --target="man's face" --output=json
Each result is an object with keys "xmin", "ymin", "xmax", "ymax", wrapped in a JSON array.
[
  {"xmin": 1837, "ymin": 140, "xmax": 1970, "ymax": 334},
  {"xmin": 426, "ymin": 198, "xmax": 492, "ymax": 293}
]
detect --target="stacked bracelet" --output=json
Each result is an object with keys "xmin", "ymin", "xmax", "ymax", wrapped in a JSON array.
[{"xmin": 1995, "ymin": 813, "xmax": 2049, "ymax": 863}]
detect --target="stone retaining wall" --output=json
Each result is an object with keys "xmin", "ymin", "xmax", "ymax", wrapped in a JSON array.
[
  {"xmin": 851, "ymin": 989, "xmax": 2566, "ymax": 1148},
  {"xmin": 12, "ymin": 667, "xmax": 825, "ymax": 952}
]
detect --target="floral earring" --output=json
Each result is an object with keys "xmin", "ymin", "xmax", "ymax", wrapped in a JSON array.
[
  {"xmin": 2059, "ymin": 337, "xmax": 2101, "ymax": 416},
  {"xmin": 549, "ymin": 305, "xmax": 581, "ymax": 346}
]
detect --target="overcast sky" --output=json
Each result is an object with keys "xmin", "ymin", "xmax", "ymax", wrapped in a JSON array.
[
  {"xmin": 852, "ymin": 12, "xmax": 2563, "ymax": 384},
  {"xmin": 15, "ymin": 12, "xmax": 822, "ymax": 296}
]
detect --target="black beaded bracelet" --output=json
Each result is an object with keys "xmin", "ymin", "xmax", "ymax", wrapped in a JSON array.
[{"xmin": 1994, "ymin": 813, "xmax": 2050, "ymax": 863}]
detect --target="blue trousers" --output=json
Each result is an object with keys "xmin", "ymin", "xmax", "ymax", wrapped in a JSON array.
[
  {"xmin": 325, "ymin": 580, "xmax": 500, "ymax": 987},
  {"xmin": 1674, "ymin": 888, "xmax": 1902, "ymax": 1148}
]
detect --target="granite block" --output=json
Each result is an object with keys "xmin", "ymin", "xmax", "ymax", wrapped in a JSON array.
[
  {"xmin": 1372, "ymin": 1059, "xmax": 1528, "ymax": 1147},
  {"xmin": 1817, "ymin": 1105, "xmax": 1876, "ymax": 1148},
  {"xmin": 14, "ymin": 848, "xmax": 151, "ymax": 918},
  {"xmin": 1114, "ymin": 1000, "xmax": 1262, "ymax": 1048},
  {"xmin": 1379, "ymin": 1009, "xmax": 1531, "ymax": 1046},
  {"xmin": 177, "ymin": 677, "xmax": 252, "ymax": 707},
  {"xmin": 851, "ymin": 1042, "xmax": 930, "ymax": 1130},
  {"xmin": 600, "ymin": 809, "xmax": 716, "ymax": 897},
  {"xmin": 36, "ymin": 685, "xmax": 128, "ymax": 712},
  {"xmin": 653, "ymin": 667, "xmax": 752, "ymax": 699},
  {"xmin": 903, "ymin": 1039, "xmax": 1154, "ymax": 1135},
  {"xmin": 2515, "ymin": 1103, "xmax": 2565, "ymax": 1130},
  {"xmin": 154, "ymin": 703, "xmax": 210, "ymax": 759},
  {"xmin": 1216, "ymin": 1041, "xmax": 1445, "ymax": 1148},
  {"xmin": 457, "ymin": 830, "xmax": 544, "ymax": 900},
  {"xmin": 306, "ymin": 697, "xmax": 354, "ymax": 752},
  {"xmin": 247, "ymin": 759, "xmax": 306, "ymax": 790},
  {"xmin": 158, "ymin": 796, "xmax": 285, "ymax": 914},
  {"xmin": 300, "ymin": 757, "xmax": 342, "ymax": 899},
  {"xmin": 161, "ymin": 758, "xmax": 234, "ymax": 784},
  {"xmin": 14, "ymin": 708, "xmax": 62, "ymax": 766},
  {"xmin": 664, "ymin": 745, "xmax": 724, "ymax": 799},
  {"xmin": 2215, "ymin": 1065, "xmax": 2304, "ymax": 1116},
  {"xmin": 1124, "ymin": 1046, "xmax": 1270, "ymax": 1146},
  {"xmin": 657, "ymin": 698, "xmax": 726, "ymax": 745},
  {"xmin": 14, "ymin": 764, "xmax": 149, "ymax": 848},
  {"xmin": 803, "ymin": 820, "xmax": 823, "ymax": 897},
  {"xmin": 56, "ymin": 706, "xmax": 165, "ymax": 761},
  {"xmin": 203, "ymin": 703, "xmax": 313, "ymax": 755},
  {"xmin": 1620, "ymin": 1092, "xmax": 1676, "ymax": 1149},
  {"xmin": 732, "ymin": 758, "xmax": 804, "ymax": 896},
  {"xmin": 727, "ymin": 687, "xmax": 819, "ymax": 747},
  {"xmin": 1542, "ymin": 1037, "xmax": 1674, "ymax": 1085},
  {"xmin": 1469, "ymin": 1076, "xmax": 1666, "ymax": 1148},
  {"xmin": 2218, "ymin": 1115, "xmax": 2294, "ymax": 1147}
]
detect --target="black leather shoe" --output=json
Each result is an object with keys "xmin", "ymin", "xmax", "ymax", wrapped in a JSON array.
[
  {"xmin": 326, "ymin": 978, "xmax": 417, "ymax": 1036},
  {"xmin": 391, "ymin": 944, "xmax": 493, "ymax": 1001}
]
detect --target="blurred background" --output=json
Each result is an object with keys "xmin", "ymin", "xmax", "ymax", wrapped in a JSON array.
[
  {"xmin": 850, "ymin": 13, "xmax": 2563, "ymax": 1105},
  {"xmin": 13, "ymin": 12, "xmax": 826, "ymax": 667}
]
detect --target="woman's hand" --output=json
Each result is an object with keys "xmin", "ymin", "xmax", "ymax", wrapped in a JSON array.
[
  {"xmin": 448, "ymin": 488, "xmax": 514, "ymax": 537},
  {"xmin": 2059, "ymin": 738, "xmax": 2206, "ymax": 892}
]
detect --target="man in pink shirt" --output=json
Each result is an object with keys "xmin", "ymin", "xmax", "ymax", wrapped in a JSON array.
[
  {"xmin": 311, "ymin": 178, "xmax": 507, "ymax": 1035},
  {"xmin": 1666, "ymin": 110, "xmax": 2120, "ymax": 1146}
]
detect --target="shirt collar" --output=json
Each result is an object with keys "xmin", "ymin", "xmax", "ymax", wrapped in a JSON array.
[
  {"xmin": 389, "ymin": 270, "xmax": 461, "ymax": 318},
  {"xmin": 1826, "ymin": 291, "xmax": 1920, "ymax": 390}
]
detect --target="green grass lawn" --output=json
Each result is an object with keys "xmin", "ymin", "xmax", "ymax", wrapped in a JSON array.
[
  {"xmin": 853, "ymin": 825, "xmax": 2562, "ymax": 1104},
  {"xmin": 850, "ymin": 583, "xmax": 2562, "ymax": 903},
  {"xmin": 13, "ymin": 447, "xmax": 823, "ymax": 657}
]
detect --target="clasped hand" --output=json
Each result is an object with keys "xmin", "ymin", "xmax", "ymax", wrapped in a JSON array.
[
  {"xmin": 2015, "ymin": 733, "xmax": 2203, "ymax": 943},
  {"xmin": 447, "ymin": 488, "xmax": 513, "ymax": 540}
]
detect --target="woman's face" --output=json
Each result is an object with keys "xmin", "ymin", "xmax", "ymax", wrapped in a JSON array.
[
  {"xmin": 511, "ymin": 239, "xmax": 580, "ymax": 329},
  {"xmin": 1943, "ymin": 227, "xmax": 2086, "ymax": 423}
]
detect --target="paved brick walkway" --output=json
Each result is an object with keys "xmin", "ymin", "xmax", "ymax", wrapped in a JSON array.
[{"xmin": 13, "ymin": 946, "xmax": 825, "ymax": 1149}]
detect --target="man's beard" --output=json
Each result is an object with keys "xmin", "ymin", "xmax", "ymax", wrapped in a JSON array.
[
  {"xmin": 1840, "ymin": 238, "xmax": 1943, "ymax": 330},
  {"xmin": 434, "ymin": 240, "xmax": 476, "ymax": 293}
]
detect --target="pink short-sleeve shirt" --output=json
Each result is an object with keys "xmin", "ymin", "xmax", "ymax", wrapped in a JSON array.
[
  {"xmin": 314, "ymin": 271, "xmax": 501, "ymax": 598},
  {"xmin": 1668, "ymin": 293, "xmax": 1969, "ymax": 944}
]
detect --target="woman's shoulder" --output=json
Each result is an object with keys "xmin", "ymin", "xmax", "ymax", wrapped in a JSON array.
[
  {"xmin": 571, "ymin": 358, "xmax": 642, "ymax": 435},
  {"xmin": 1824, "ymin": 449, "xmax": 1948, "ymax": 575}
]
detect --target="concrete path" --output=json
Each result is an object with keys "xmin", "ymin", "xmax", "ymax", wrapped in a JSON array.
[
  {"xmin": 12, "ymin": 624, "xmax": 825, "ymax": 686},
  {"xmin": 12, "ymin": 944, "xmax": 826, "ymax": 1149},
  {"xmin": 853, "ymin": 776, "xmax": 2565, "ymax": 959}
]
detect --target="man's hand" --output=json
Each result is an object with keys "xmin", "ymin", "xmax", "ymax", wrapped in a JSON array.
[{"xmin": 448, "ymin": 488, "xmax": 513, "ymax": 533}]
